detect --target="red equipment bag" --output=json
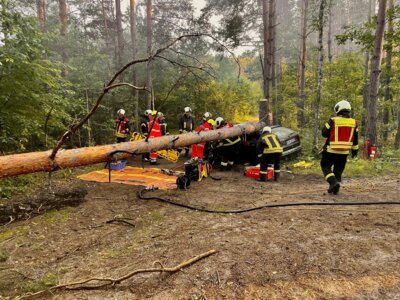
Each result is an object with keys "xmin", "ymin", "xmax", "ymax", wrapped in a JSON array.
[{"xmin": 244, "ymin": 166, "xmax": 273, "ymax": 180}]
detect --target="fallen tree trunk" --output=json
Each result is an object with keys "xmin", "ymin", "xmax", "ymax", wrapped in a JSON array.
[{"xmin": 0, "ymin": 121, "xmax": 264, "ymax": 178}]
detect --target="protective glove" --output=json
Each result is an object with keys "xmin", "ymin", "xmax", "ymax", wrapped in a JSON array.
[{"xmin": 351, "ymin": 149, "xmax": 358, "ymax": 158}]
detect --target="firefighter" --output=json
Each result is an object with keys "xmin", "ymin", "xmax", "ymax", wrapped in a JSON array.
[
  {"xmin": 214, "ymin": 117, "xmax": 241, "ymax": 171},
  {"xmin": 115, "ymin": 109, "xmax": 130, "ymax": 143},
  {"xmin": 321, "ymin": 100, "xmax": 358, "ymax": 194},
  {"xmin": 179, "ymin": 107, "xmax": 195, "ymax": 157},
  {"xmin": 148, "ymin": 110, "xmax": 162, "ymax": 165},
  {"xmin": 140, "ymin": 109, "xmax": 152, "ymax": 162},
  {"xmin": 256, "ymin": 126, "xmax": 283, "ymax": 182},
  {"xmin": 191, "ymin": 113, "xmax": 215, "ymax": 159},
  {"xmin": 158, "ymin": 112, "xmax": 169, "ymax": 136}
]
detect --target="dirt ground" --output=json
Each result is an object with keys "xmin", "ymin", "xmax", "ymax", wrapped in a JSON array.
[{"xmin": 1, "ymin": 156, "xmax": 400, "ymax": 299}]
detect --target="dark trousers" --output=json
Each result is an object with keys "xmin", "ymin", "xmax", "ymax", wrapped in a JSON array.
[
  {"xmin": 320, "ymin": 151, "xmax": 347, "ymax": 182},
  {"xmin": 219, "ymin": 143, "xmax": 240, "ymax": 169},
  {"xmin": 260, "ymin": 153, "xmax": 281, "ymax": 179},
  {"xmin": 117, "ymin": 137, "xmax": 126, "ymax": 143}
]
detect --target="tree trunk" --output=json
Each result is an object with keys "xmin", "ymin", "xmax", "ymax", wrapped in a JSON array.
[
  {"xmin": 146, "ymin": 0, "xmax": 153, "ymax": 109},
  {"xmin": 395, "ymin": 110, "xmax": 400, "ymax": 149},
  {"xmin": 130, "ymin": 0, "xmax": 139, "ymax": 132},
  {"xmin": 312, "ymin": 0, "xmax": 326, "ymax": 154},
  {"xmin": 383, "ymin": 0, "xmax": 394, "ymax": 141},
  {"xmin": 0, "ymin": 122, "xmax": 265, "ymax": 178},
  {"xmin": 100, "ymin": 0, "xmax": 113, "ymax": 75},
  {"xmin": 85, "ymin": 90, "xmax": 92, "ymax": 146},
  {"xmin": 297, "ymin": 0, "xmax": 308, "ymax": 128},
  {"xmin": 37, "ymin": 0, "xmax": 46, "ymax": 31},
  {"xmin": 366, "ymin": 0, "xmax": 387, "ymax": 145},
  {"xmin": 327, "ymin": 3, "xmax": 333, "ymax": 63},
  {"xmin": 59, "ymin": 0, "xmax": 68, "ymax": 77},
  {"xmin": 115, "ymin": 0, "xmax": 124, "ymax": 68},
  {"xmin": 362, "ymin": 0, "xmax": 373, "ymax": 133},
  {"xmin": 269, "ymin": 0, "xmax": 278, "ymax": 124},
  {"xmin": 260, "ymin": 0, "xmax": 270, "ymax": 123}
]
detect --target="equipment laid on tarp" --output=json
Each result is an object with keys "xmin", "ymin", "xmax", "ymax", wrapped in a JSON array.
[
  {"xmin": 244, "ymin": 165, "xmax": 273, "ymax": 181},
  {"xmin": 78, "ymin": 166, "xmax": 177, "ymax": 190},
  {"xmin": 130, "ymin": 132, "xmax": 179, "ymax": 162}
]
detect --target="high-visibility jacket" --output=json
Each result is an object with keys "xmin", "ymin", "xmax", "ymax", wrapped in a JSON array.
[
  {"xmin": 322, "ymin": 116, "xmax": 359, "ymax": 155},
  {"xmin": 216, "ymin": 123, "xmax": 241, "ymax": 147},
  {"xmin": 140, "ymin": 115, "xmax": 149, "ymax": 136},
  {"xmin": 257, "ymin": 133, "xmax": 283, "ymax": 156},
  {"xmin": 115, "ymin": 117, "xmax": 130, "ymax": 138},
  {"xmin": 148, "ymin": 119, "xmax": 161, "ymax": 139},
  {"xmin": 192, "ymin": 121, "xmax": 213, "ymax": 159}
]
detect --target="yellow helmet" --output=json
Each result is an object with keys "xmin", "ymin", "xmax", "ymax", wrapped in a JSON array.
[
  {"xmin": 207, "ymin": 119, "xmax": 216, "ymax": 128},
  {"xmin": 151, "ymin": 110, "xmax": 158, "ymax": 116}
]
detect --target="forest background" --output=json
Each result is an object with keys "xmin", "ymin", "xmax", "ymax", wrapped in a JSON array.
[{"xmin": 1, "ymin": 0, "xmax": 400, "ymax": 157}]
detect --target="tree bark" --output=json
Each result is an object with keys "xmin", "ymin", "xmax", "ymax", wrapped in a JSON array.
[
  {"xmin": 327, "ymin": 3, "xmax": 333, "ymax": 63},
  {"xmin": 260, "ymin": 0, "xmax": 270, "ymax": 123},
  {"xmin": 37, "ymin": 0, "xmax": 46, "ymax": 31},
  {"xmin": 59, "ymin": 0, "xmax": 68, "ymax": 76},
  {"xmin": 269, "ymin": 0, "xmax": 278, "ymax": 124},
  {"xmin": 297, "ymin": 0, "xmax": 308, "ymax": 128},
  {"xmin": 146, "ymin": 0, "xmax": 153, "ymax": 109},
  {"xmin": 130, "ymin": 0, "xmax": 139, "ymax": 132},
  {"xmin": 312, "ymin": 0, "xmax": 326, "ymax": 154},
  {"xmin": 383, "ymin": 0, "xmax": 394, "ymax": 141},
  {"xmin": 366, "ymin": 0, "xmax": 387, "ymax": 145},
  {"xmin": 100, "ymin": 0, "xmax": 113, "ymax": 75},
  {"xmin": 0, "ymin": 122, "xmax": 265, "ymax": 178},
  {"xmin": 362, "ymin": 0, "xmax": 373, "ymax": 133},
  {"xmin": 115, "ymin": 0, "xmax": 124, "ymax": 68}
]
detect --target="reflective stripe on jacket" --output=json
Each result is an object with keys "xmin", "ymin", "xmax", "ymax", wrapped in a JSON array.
[
  {"xmin": 324, "ymin": 116, "xmax": 358, "ymax": 154},
  {"xmin": 116, "ymin": 117, "xmax": 129, "ymax": 138},
  {"xmin": 260, "ymin": 133, "xmax": 283, "ymax": 155}
]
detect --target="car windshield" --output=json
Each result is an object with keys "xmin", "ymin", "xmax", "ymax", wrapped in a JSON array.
[{"xmin": 272, "ymin": 126, "xmax": 295, "ymax": 139}]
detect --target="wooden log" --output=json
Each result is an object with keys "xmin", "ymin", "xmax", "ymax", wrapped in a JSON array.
[{"xmin": 0, "ymin": 121, "xmax": 264, "ymax": 178}]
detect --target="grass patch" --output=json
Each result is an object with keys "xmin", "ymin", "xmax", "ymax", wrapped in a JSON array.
[
  {"xmin": 289, "ymin": 157, "xmax": 400, "ymax": 177},
  {"xmin": 21, "ymin": 272, "xmax": 58, "ymax": 293},
  {"xmin": 35, "ymin": 207, "xmax": 73, "ymax": 224},
  {"xmin": 0, "ymin": 225, "xmax": 30, "ymax": 243}
]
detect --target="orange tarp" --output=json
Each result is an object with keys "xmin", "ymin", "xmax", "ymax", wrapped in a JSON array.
[{"xmin": 78, "ymin": 166, "xmax": 177, "ymax": 190}]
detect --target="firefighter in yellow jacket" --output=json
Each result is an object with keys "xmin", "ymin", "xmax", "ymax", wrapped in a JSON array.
[
  {"xmin": 321, "ymin": 100, "xmax": 359, "ymax": 195},
  {"xmin": 256, "ymin": 126, "xmax": 283, "ymax": 182}
]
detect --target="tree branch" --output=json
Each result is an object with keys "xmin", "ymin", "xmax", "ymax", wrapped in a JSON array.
[{"xmin": 20, "ymin": 249, "xmax": 217, "ymax": 299}]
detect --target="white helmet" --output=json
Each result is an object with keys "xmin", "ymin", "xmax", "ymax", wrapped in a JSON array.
[
  {"xmin": 334, "ymin": 100, "xmax": 351, "ymax": 114},
  {"xmin": 215, "ymin": 117, "xmax": 224, "ymax": 128},
  {"xmin": 117, "ymin": 108, "xmax": 125, "ymax": 115},
  {"xmin": 262, "ymin": 126, "xmax": 272, "ymax": 134},
  {"xmin": 184, "ymin": 107, "xmax": 192, "ymax": 113},
  {"xmin": 144, "ymin": 109, "xmax": 152, "ymax": 116},
  {"xmin": 203, "ymin": 112, "xmax": 212, "ymax": 120}
]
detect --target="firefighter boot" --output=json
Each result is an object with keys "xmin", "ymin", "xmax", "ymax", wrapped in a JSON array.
[
  {"xmin": 258, "ymin": 173, "xmax": 266, "ymax": 182},
  {"xmin": 274, "ymin": 172, "xmax": 280, "ymax": 182},
  {"xmin": 327, "ymin": 176, "xmax": 340, "ymax": 195}
]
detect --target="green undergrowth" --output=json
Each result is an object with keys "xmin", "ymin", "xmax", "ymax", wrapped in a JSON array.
[
  {"xmin": 290, "ymin": 156, "xmax": 400, "ymax": 177},
  {"xmin": 0, "ymin": 164, "xmax": 102, "ymax": 199},
  {"xmin": 21, "ymin": 272, "xmax": 58, "ymax": 293}
]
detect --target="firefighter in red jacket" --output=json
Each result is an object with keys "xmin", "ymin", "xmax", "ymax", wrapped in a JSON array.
[
  {"xmin": 321, "ymin": 100, "xmax": 359, "ymax": 194},
  {"xmin": 214, "ymin": 117, "xmax": 241, "ymax": 171},
  {"xmin": 256, "ymin": 126, "xmax": 283, "ymax": 181},
  {"xmin": 191, "ymin": 112, "xmax": 214, "ymax": 159},
  {"xmin": 115, "ymin": 109, "xmax": 130, "ymax": 143},
  {"xmin": 148, "ymin": 111, "xmax": 162, "ymax": 165}
]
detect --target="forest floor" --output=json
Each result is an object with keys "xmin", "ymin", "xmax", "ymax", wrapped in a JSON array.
[{"xmin": 1, "ymin": 156, "xmax": 400, "ymax": 299}]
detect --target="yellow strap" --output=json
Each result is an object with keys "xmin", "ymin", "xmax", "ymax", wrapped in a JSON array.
[{"xmin": 325, "ymin": 173, "xmax": 335, "ymax": 180}]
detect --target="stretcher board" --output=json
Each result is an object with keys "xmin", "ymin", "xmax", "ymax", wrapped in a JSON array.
[
  {"xmin": 78, "ymin": 166, "xmax": 177, "ymax": 190},
  {"xmin": 130, "ymin": 132, "xmax": 179, "ymax": 163}
]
